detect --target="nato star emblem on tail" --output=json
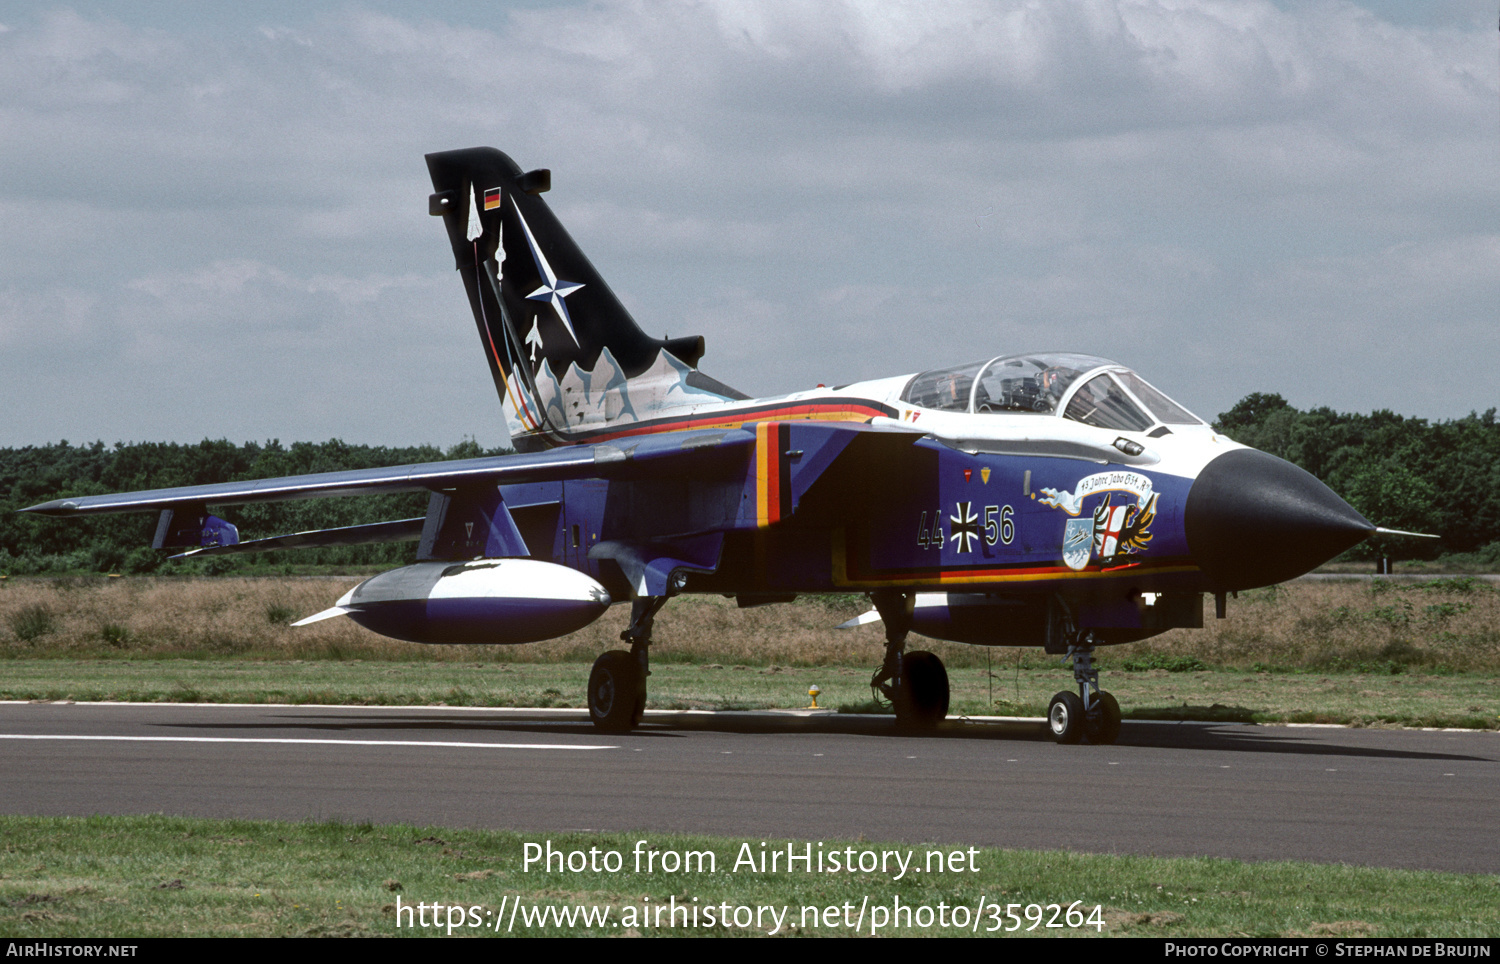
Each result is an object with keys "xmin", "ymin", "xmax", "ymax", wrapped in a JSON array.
[{"xmin": 513, "ymin": 197, "xmax": 584, "ymax": 346}]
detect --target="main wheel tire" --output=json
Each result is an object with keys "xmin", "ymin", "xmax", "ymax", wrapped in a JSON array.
[
  {"xmin": 1084, "ymin": 690, "xmax": 1122, "ymax": 745},
  {"xmin": 588, "ymin": 651, "xmax": 643, "ymax": 734},
  {"xmin": 894, "ymin": 651, "xmax": 950, "ymax": 729},
  {"xmin": 1047, "ymin": 690, "xmax": 1084, "ymax": 744}
]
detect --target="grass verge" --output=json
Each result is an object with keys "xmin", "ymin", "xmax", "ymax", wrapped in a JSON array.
[
  {"xmin": 0, "ymin": 816, "xmax": 1495, "ymax": 938},
  {"xmin": 1, "ymin": 659, "xmax": 1496, "ymax": 729},
  {"xmin": 6, "ymin": 576, "xmax": 1500, "ymax": 675},
  {"xmin": 1, "ymin": 578, "xmax": 1497, "ymax": 728}
]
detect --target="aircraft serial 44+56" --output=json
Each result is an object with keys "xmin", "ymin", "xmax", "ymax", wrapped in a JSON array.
[{"xmin": 24, "ymin": 147, "xmax": 1400, "ymax": 744}]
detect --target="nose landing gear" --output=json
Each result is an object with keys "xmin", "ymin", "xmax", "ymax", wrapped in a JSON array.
[{"xmin": 1046, "ymin": 638, "xmax": 1121, "ymax": 745}]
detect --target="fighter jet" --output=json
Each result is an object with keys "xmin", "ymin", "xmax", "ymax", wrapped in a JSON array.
[{"xmin": 22, "ymin": 147, "xmax": 1387, "ymax": 744}]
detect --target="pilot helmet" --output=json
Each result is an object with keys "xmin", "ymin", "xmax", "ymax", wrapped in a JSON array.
[{"xmin": 1037, "ymin": 366, "xmax": 1072, "ymax": 400}]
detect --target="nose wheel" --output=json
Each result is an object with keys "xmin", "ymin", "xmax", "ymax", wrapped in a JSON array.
[
  {"xmin": 1086, "ymin": 691, "xmax": 1122, "ymax": 744},
  {"xmin": 1046, "ymin": 641, "xmax": 1122, "ymax": 745},
  {"xmin": 1046, "ymin": 691, "xmax": 1085, "ymax": 744}
]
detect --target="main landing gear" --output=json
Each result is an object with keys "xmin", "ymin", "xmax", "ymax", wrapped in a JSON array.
[
  {"xmin": 1046, "ymin": 636, "xmax": 1122, "ymax": 745},
  {"xmin": 869, "ymin": 591, "xmax": 950, "ymax": 729},
  {"xmin": 588, "ymin": 596, "xmax": 666, "ymax": 733}
]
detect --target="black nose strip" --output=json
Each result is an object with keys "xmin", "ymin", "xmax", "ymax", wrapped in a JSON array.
[{"xmin": 1185, "ymin": 448, "xmax": 1374, "ymax": 591}]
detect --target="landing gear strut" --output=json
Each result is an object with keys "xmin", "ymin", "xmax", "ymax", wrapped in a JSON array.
[
  {"xmin": 587, "ymin": 596, "xmax": 666, "ymax": 733},
  {"xmin": 1046, "ymin": 635, "xmax": 1121, "ymax": 745},
  {"xmin": 869, "ymin": 591, "xmax": 950, "ymax": 729}
]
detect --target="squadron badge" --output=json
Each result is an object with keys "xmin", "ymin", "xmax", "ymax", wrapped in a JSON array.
[
  {"xmin": 1040, "ymin": 472, "xmax": 1158, "ymax": 571},
  {"xmin": 1063, "ymin": 517, "xmax": 1094, "ymax": 571}
]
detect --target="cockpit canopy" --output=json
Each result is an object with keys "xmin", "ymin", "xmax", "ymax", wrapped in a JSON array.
[{"xmin": 901, "ymin": 353, "xmax": 1203, "ymax": 432}]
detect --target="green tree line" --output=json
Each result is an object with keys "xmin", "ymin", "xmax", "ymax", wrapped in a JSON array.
[
  {"xmin": 0, "ymin": 438, "xmax": 507, "ymax": 575},
  {"xmin": 1214, "ymin": 394, "xmax": 1500, "ymax": 564},
  {"xmin": 3, "ymin": 394, "xmax": 1498, "ymax": 575}
]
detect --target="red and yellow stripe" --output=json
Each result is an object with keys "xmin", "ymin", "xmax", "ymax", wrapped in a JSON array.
[
  {"xmin": 517, "ymin": 399, "xmax": 892, "ymax": 447},
  {"xmin": 830, "ymin": 529, "xmax": 1199, "ymax": 588},
  {"xmin": 754, "ymin": 422, "xmax": 791, "ymax": 527}
]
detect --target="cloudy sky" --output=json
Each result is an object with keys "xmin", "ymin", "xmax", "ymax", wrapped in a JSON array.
[{"xmin": 1, "ymin": 1, "xmax": 1495, "ymax": 449}]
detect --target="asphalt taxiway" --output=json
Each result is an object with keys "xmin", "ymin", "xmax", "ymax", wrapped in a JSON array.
[{"xmin": 0, "ymin": 702, "xmax": 1494, "ymax": 873}]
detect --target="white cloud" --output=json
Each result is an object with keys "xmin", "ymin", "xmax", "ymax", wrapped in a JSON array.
[{"xmin": 0, "ymin": 1, "xmax": 1495, "ymax": 446}]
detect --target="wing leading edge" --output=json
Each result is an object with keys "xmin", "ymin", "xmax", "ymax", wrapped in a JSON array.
[
  {"xmin": 18, "ymin": 429, "xmax": 756, "ymax": 519},
  {"xmin": 20, "ymin": 422, "xmax": 924, "ymax": 561}
]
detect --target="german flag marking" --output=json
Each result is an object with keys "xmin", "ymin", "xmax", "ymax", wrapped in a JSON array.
[
  {"xmin": 755, "ymin": 422, "xmax": 791, "ymax": 528},
  {"xmin": 522, "ymin": 399, "xmax": 894, "ymax": 447}
]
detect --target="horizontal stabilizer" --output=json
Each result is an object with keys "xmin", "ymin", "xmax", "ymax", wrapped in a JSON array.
[
  {"xmin": 171, "ymin": 518, "xmax": 426, "ymax": 559},
  {"xmin": 290, "ymin": 606, "xmax": 354, "ymax": 627}
]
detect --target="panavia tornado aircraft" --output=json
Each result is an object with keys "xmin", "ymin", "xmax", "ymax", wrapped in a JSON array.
[{"xmin": 23, "ymin": 147, "xmax": 1393, "ymax": 743}]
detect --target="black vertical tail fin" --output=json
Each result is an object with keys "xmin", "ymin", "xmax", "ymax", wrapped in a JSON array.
[{"xmin": 426, "ymin": 147, "xmax": 743, "ymax": 449}]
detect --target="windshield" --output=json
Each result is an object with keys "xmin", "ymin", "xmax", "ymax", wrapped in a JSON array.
[
  {"xmin": 1064, "ymin": 373, "xmax": 1154, "ymax": 431},
  {"xmin": 902, "ymin": 352, "xmax": 1203, "ymax": 429},
  {"xmin": 1115, "ymin": 371, "xmax": 1200, "ymax": 424}
]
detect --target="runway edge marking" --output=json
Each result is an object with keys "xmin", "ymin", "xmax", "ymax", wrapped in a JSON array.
[{"xmin": 0, "ymin": 734, "xmax": 615, "ymax": 750}]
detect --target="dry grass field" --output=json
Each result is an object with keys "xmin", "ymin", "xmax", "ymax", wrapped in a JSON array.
[
  {"xmin": 0, "ymin": 576, "xmax": 1496, "ymax": 725},
  {"xmin": 0, "ymin": 576, "xmax": 876, "ymax": 665},
  {"xmin": 2, "ymin": 574, "xmax": 1498, "ymax": 673}
]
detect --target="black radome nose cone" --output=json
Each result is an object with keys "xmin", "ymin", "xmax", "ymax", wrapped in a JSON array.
[{"xmin": 1185, "ymin": 448, "xmax": 1374, "ymax": 591}]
